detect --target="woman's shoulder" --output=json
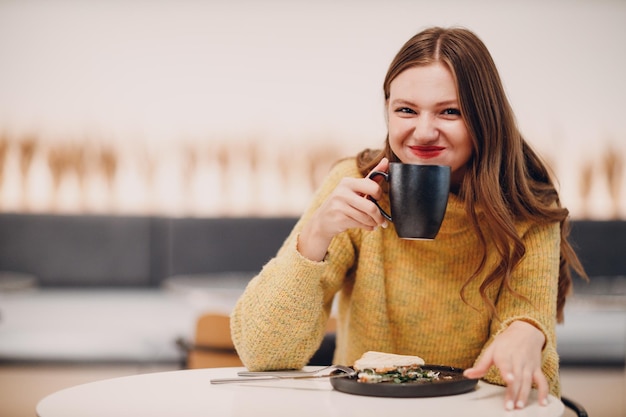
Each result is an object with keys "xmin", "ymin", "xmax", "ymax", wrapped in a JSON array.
[
  {"xmin": 325, "ymin": 157, "xmax": 361, "ymax": 181},
  {"xmin": 301, "ymin": 156, "xmax": 361, "ymax": 217},
  {"xmin": 513, "ymin": 217, "xmax": 560, "ymax": 240},
  {"xmin": 306, "ymin": 157, "xmax": 360, "ymax": 205}
]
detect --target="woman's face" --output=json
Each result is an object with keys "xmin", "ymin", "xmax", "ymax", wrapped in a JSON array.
[{"xmin": 387, "ymin": 63, "xmax": 473, "ymax": 187}]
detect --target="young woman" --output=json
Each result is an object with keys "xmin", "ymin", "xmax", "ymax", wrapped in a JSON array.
[{"xmin": 230, "ymin": 26, "xmax": 585, "ymax": 411}]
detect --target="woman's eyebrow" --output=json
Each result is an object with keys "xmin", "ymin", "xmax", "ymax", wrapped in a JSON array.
[{"xmin": 390, "ymin": 98, "xmax": 459, "ymax": 107}]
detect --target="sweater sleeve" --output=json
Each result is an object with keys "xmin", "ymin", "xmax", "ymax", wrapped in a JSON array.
[
  {"xmin": 480, "ymin": 221, "xmax": 562, "ymax": 396},
  {"xmin": 230, "ymin": 158, "xmax": 358, "ymax": 370}
]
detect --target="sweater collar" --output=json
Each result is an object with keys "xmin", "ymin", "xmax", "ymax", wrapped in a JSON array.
[{"xmin": 437, "ymin": 193, "xmax": 473, "ymax": 236}]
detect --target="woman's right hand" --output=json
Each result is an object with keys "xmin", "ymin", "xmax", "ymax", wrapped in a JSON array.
[{"xmin": 297, "ymin": 158, "xmax": 390, "ymax": 261}]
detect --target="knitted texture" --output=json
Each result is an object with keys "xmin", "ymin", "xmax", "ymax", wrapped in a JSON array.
[{"xmin": 231, "ymin": 158, "xmax": 561, "ymax": 396}]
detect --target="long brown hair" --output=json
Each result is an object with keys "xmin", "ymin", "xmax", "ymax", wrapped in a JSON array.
[{"xmin": 357, "ymin": 27, "xmax": 586, "ymax": 323}]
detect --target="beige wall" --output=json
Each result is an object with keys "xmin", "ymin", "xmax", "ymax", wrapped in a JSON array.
[{"xmin": 0, "ymin": 0, "xmax": 624, "ymax": 218}]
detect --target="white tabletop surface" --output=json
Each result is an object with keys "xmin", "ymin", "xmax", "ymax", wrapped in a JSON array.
[{"xmin": 37, "ymin": 367, "xmax": 564, "ymax": 417}]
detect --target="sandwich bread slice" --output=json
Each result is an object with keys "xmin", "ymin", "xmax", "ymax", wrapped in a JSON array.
[
  {"xmin": 353, "ymin": 351, "xmax": 438, "ymax": 383},
  {"xmin": 354, "ymin": 351, "xmax": 425, "ymax": 373}
]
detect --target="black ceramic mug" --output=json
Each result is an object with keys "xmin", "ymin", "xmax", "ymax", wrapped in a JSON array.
[{"xmin": 368, "ymin": 163, "xmax": 450, "ymax": 240}]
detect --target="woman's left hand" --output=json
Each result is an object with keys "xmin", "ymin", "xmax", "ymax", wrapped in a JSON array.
[{"xmin": 463, "ymin": 320, "xmax": 549, "ymax": 410}]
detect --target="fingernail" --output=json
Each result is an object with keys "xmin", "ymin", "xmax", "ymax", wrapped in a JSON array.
[
  {"xmin": 505, "ymin": 400, "xmax": 514, "ymax": 411},
  {"xmin": 541, "ymin": 398, "xmax": 549, "ymax": 406},
  {"xmin": 506, "ymin": 373, "xmax": 514, "ymax": 382},
  {"xmin": 381, "ymin": 221, "xmax": 388, "ymax": 229},
  {"xmin": 516, "ymin": 400, "xmax": 524, "ymax": 409}
]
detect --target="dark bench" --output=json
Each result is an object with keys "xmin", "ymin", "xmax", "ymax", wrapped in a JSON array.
[
  {"xmin": 0, "ymin": 214, "xmax": 623, "ymax": 365},
  {"xmin": 0, "ymin": 214, "xmax": 298, "ymax": 288}
]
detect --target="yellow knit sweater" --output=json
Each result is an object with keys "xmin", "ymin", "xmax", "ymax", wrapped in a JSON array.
[{"xmin": 231, "ymin": 158, "xmax": 561, "ymax": 396}]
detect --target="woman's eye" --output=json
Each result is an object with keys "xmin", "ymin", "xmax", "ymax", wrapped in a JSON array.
[
  {"xmin": 396, "ymin": 107, "xmax": 416, "ymax": 115},
  {"xmin": 442, "ymin": 108, "xmax": 461, "ymax": 116}
]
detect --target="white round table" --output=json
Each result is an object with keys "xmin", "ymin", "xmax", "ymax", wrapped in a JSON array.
[{"xmin": 37, "ymin": 367, "xmax": 564, "ymax": 417}]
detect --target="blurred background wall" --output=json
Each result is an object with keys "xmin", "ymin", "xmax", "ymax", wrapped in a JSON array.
[{"xmin": 0, "ymin": 0, "xmax": 624, "ymax": 218}]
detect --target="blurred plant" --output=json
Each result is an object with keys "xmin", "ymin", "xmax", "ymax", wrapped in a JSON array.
[
  {"xmin": 18, "ymin": 136, "xmax": 37, "ymax": 177},
  {"xmin": 98, "ymin": 144, "xmax": 118, "ymax": 197},
  {"xmin": 178, "ymin": 143, "xmax": 199, "ymax": 214},
  {"xmin": 46, "ymin": 142, "xmax": 73, "ymax": 211},
  {"xmin": 0, "ymin": 135, "xmax": 8, "ymax": 200},
  {"xmin": 578, "ymin": 160, "xmax": 593, "ymax": 219},
  {"xmin": 135, "ymin": 143, "xmax": 157, "ymax": 211},
  {"xmin": 67, "ymin": 142, "xmax": 89, "ymax": 210},
  {"xmin": 603, "ymin": 144, "xmax": 623, "ymax": 219},
  {"xmin": 19, "ymin": 137, "xmax": 38, "ymax": 210},
  {"xmin": 214, "ymin": 141, "xmax": 229, "ymax": 171},
  {"xmin": 182, "ymin": 144, "xmax": 198, "ymax": 189},
  {"xmin": 247, "ymin": 139, "xmax": 259, "ymax": 175},
  {"xmin": 214, "ymin": 142, "xmax": 231, "ymax": 211}
]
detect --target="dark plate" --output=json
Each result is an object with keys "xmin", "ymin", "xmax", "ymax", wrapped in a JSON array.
[{"xmin": 330, "ymin": 365, "xmax": 478, "ymax": 398}]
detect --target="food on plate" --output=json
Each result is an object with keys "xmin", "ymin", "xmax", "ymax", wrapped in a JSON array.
[
  {"xmin": 354, "ymin": 351, "xmax": 425, "ymax": 372},
  {"xmin": 353, "ymin": 351, "xmax": 442, "ymax": 384}
]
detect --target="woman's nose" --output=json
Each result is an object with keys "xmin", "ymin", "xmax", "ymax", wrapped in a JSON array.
[{"xmin": 412, "ymin": 115, "xmax": 438, "ymax": 142}]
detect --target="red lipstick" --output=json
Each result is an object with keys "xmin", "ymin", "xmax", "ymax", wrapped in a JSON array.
[{"xmin": 409, "ymin": 146, "xmax": 445, "ymax": 159}]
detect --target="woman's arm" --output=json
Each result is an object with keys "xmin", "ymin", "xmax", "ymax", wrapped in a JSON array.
[
  {"xmin": 231, "ymin": 158, "xmax": 380, "ymax": 370},
  {"xmin": 230, "ymin": 236, "xmax": 341, "ymax": 370},
  {"xmin": 464, "ymin": 221, "xmax": 560, "ymax": 409}
]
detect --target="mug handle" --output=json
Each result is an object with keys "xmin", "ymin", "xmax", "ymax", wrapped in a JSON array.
[{"xmin": 367, "ymin": 171, "xmax": 392, "ymax": 222}]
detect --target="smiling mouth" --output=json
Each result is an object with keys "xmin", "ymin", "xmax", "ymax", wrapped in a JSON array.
[{"xmin": 409, "ymin": 146, "xmax": 445, "ymax": 158}]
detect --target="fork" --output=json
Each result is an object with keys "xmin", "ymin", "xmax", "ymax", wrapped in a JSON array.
[
  {"xmin": 237, "ymin": 364, "xmax": 336, "ymax": 377},
  {"xmin": 210, "ymin": 365, "xmax": 355, "ymax": 384}
]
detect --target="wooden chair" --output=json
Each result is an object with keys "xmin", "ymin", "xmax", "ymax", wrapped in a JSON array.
[
  {"xmin": 176, "ymin": 313, "xmax": 337, "ymax": 369},
  {"xmin": 176, "ymin": 313, "xmax": 243, "ymax": 369}
]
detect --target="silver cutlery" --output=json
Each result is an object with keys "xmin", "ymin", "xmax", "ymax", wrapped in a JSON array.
[
  {"xmin": 210, "ymin": 365, "xmax": 355, "ymax": 384},
  {"xmin": 236, "ymin": 364, "xmax": 337, "ymax": 377}
]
